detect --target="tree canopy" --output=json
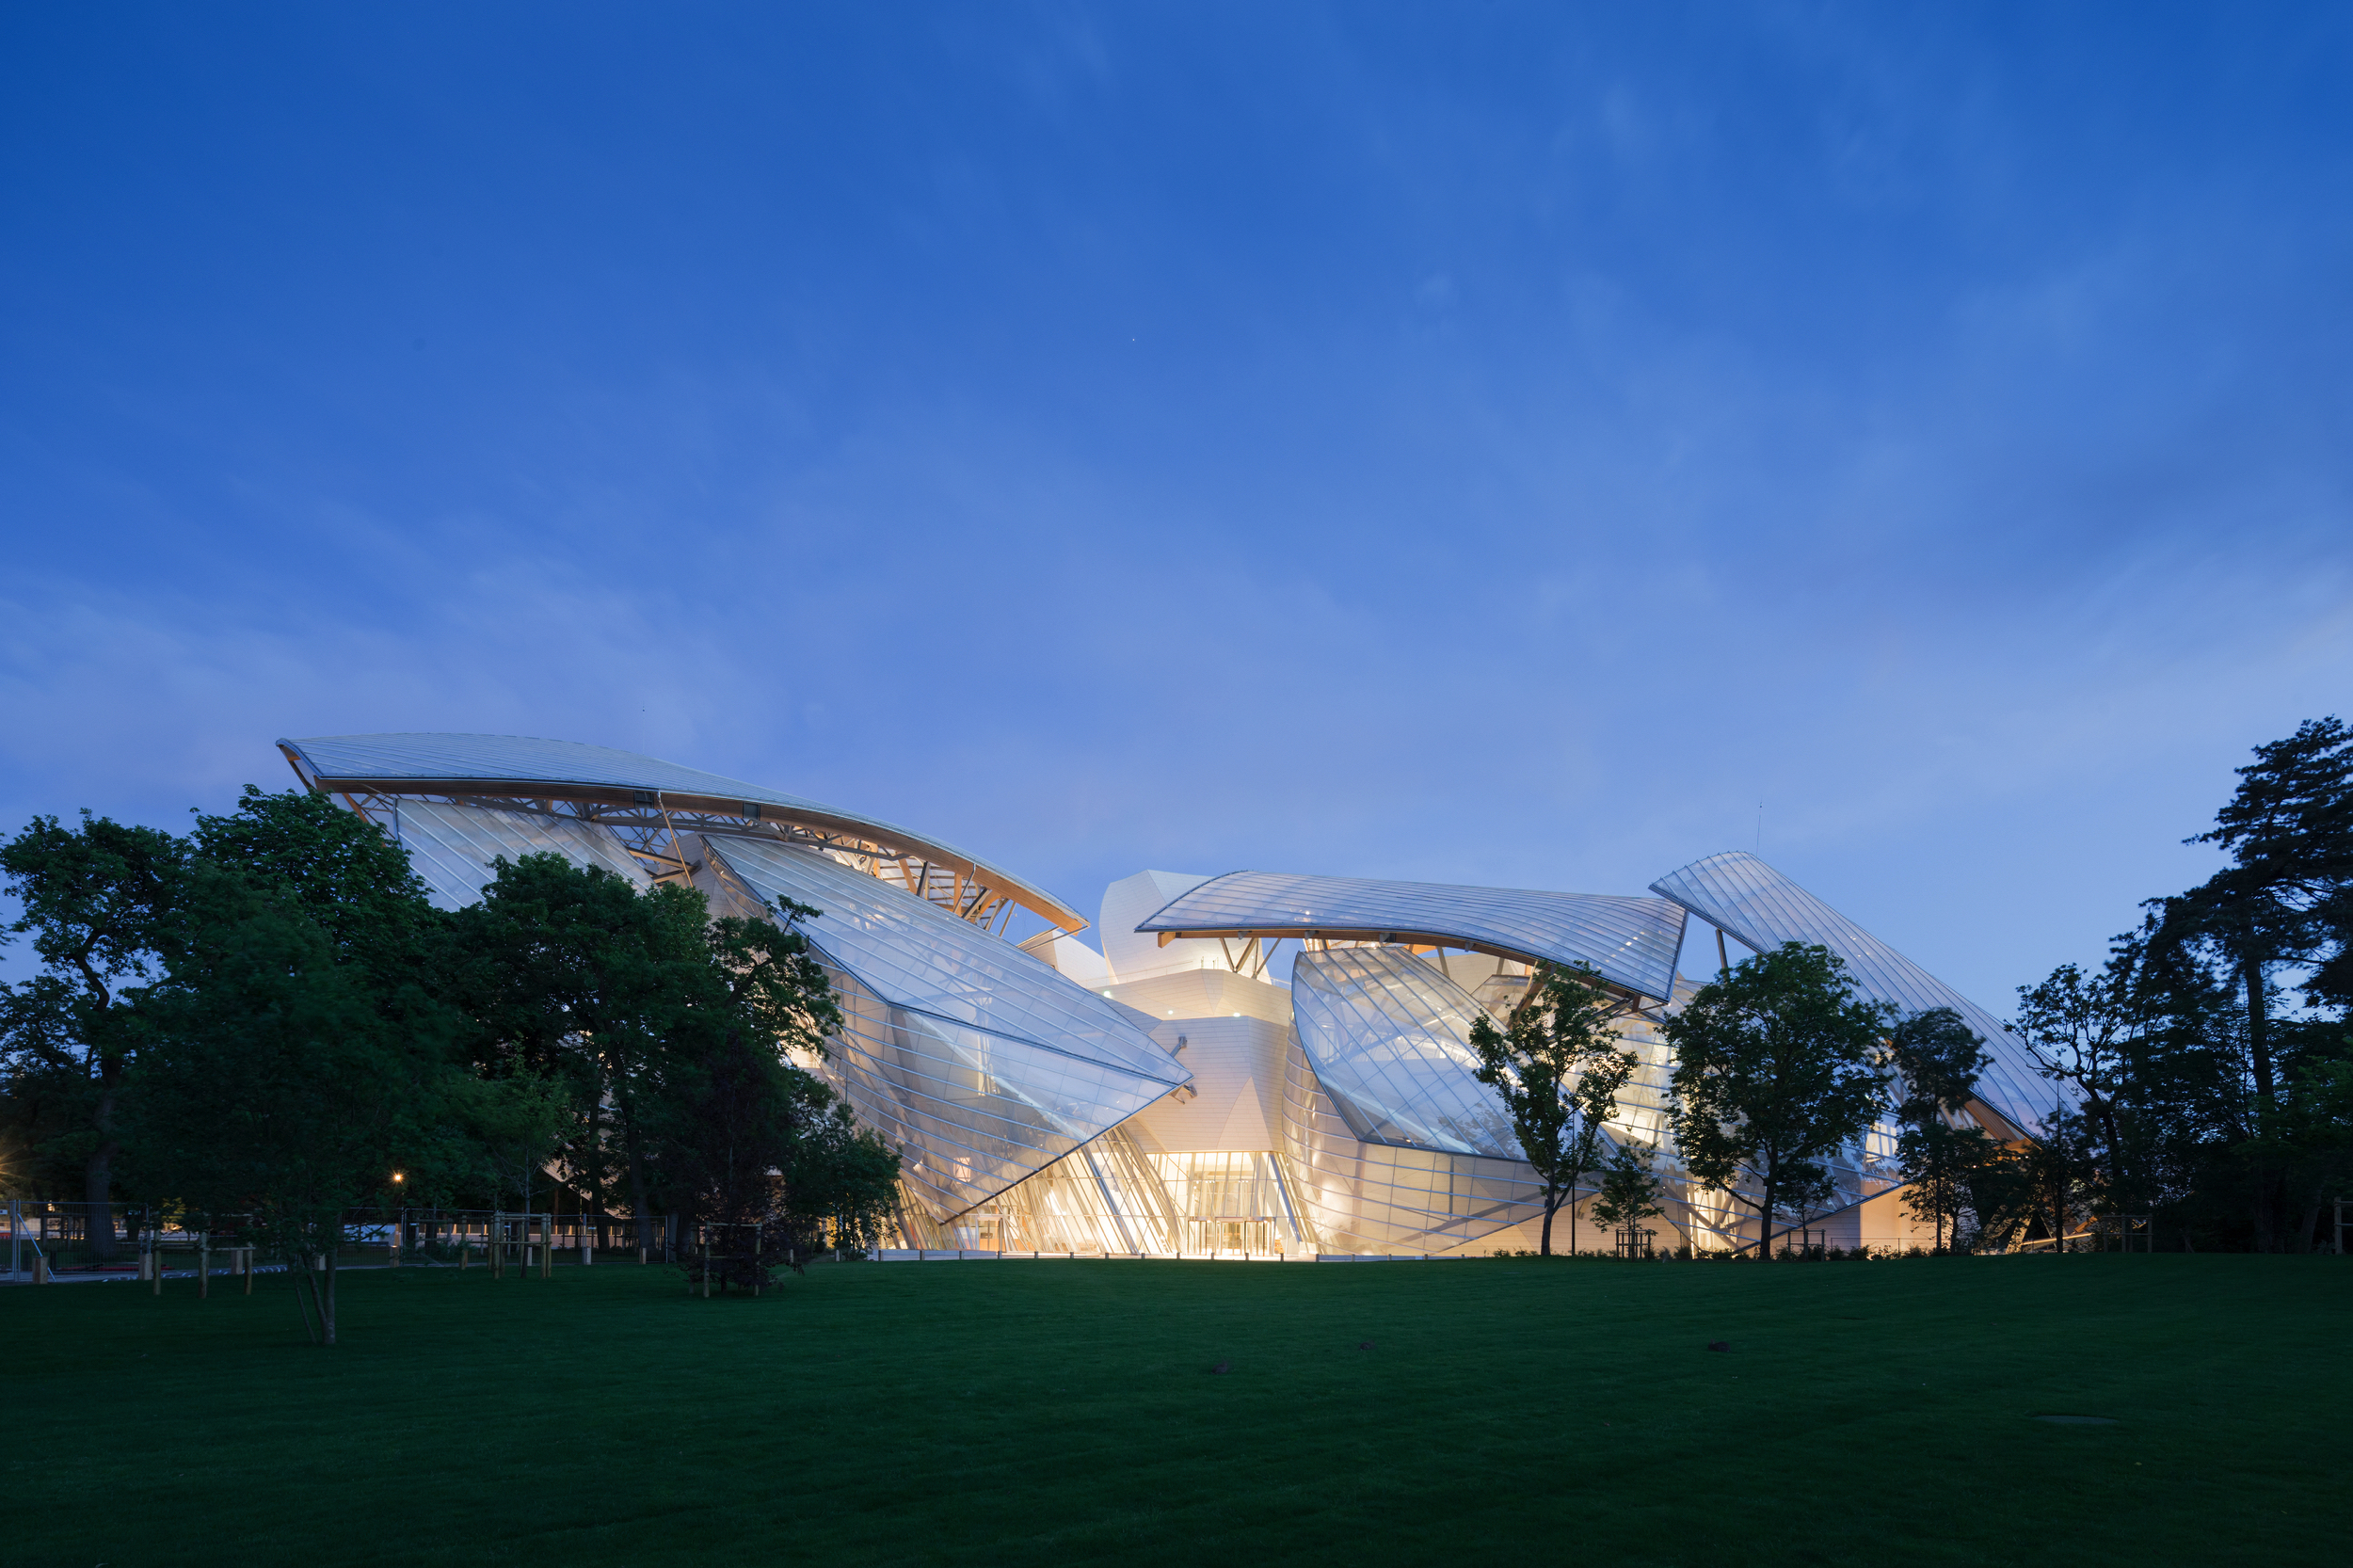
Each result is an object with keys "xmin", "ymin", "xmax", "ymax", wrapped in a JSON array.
[
  {"xmin": 0, "ymin": 788, "xmax": 897, "ymax": 1339},
  {"xmin": 0, "ymin": 811, "xmax": 185, "ymax": 1260},
  {"xmin": 1663, "ymin": 942, "xmax": 1889, "ymax": 1259}
]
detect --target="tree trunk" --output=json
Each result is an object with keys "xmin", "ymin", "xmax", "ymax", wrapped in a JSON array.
[
  {"xmin": 2050, "ymin": 1150, "xmax": 2068, "ymax": 1255},
  {"xmin": 2295, "ymin": 1183, "xmax": 2325, "ymax": 1254},
  {"xmin": 2243, "ymin": 949, "xmax": 2275, "ymax": 1105},
  {"xmin": 1755, "ymin": 1178, "xmax": 1776, "ymax": 1261},
  {"xmin": 2248, "ymin": 1153, "xmax": 2277, "ymax": 1253},
  {"xmin": 627, "ymin": 1134, "xmax": 654, "ymax": 1254},
  {"xmin": 322, "ymin": 1251, "xmax": 338, "ymax": 1346},
  {"xmin": 83, "ymin": 1138, "xmax": 118, "ymax": 1262},
  {"xmin": 2089, "ymin": 1094, "xmax": 2123, "ymax": 1208},
  {"xmin": 1539, "ymin": 1190, "xmax": 1559, "ymax": 1256}
]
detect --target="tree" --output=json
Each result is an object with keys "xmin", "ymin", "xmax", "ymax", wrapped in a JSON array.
[
  {"xmin": 123, "ymin": 788, "xmax": 493, "ymax": 1344},
  {"xmin": 663, "ymin": 1022, "xmax": 895, "ymax": 1289},
  {"xmin": 1955, "ymin": 1138, "xmax": 2037, "ymax": 1254},
  {"xmin": 0, "ymin": 812, "xmax": 185, "ymax": 1260},
  {"xmin": 666, "ymin": 1024, "xmax": 827, "ymax": 1290},
  {"xmin": 1590, "ymin": 1141, "xmax": 1667, "ymax": 1252},
  {"xmin": 449, "ymin": 855, "xmax": 857, "ymax": 1259},
  {"xmin": 2249, "ymin": 1050, "xmax": 2353, "ymax": 1250},
  {"xmin": 1469, "ymin": 962, "xmax": 1636, "ymax": 1256},
  {"xmin": 1888, "ymin": 1006, "xmax": 2000, "ymax": 1253},
  {"xmin": 787, "ymin": 1099, "xmax": 903, "ymax": 1258},
  {"xmin": 128, "ymin": 875, "xmax": 456, "ymax": 1341},
  {"xmin": 2141, "ymin": 719, "xmax": 2353, "ymax": 1248},
  {"xmin": 448, "ymin": 855, "xmax": 723, "ymax": 1249},
  {"xmin": 1664, "ymin": 942, "xmax": 1890, "ymax": 1260},
  {"xmin": 664, "ymin": 899, "xmax": 885, "ymax": 1285},
  {"xmin": 2171, "ymin": 717, "xmax": 2353, "ymax": 1106},
  {"xmin": 2016, "ymin": 1105, "xmax": 2098, "ymax": 1252}
]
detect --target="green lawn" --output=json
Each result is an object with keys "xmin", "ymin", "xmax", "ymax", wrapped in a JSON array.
[{"xmin": 5, "ymin": 1254, "xmax": 2345, "ymax": 1566}]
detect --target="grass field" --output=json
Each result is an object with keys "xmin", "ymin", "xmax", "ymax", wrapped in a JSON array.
[{"xmin": 5, "ymin": 1254, "xmax": 2345, "ymax": 1566}]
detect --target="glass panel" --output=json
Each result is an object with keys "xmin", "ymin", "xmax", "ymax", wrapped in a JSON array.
[
  {"xmin": 382, "ymin": 798, "xmax": 652, "ymax": 910},
  {"xmin": 706, "ymin": 837, "xmax": 1187, "ymax": 1223},
  {"xmin": 1290, "ymin": 947, "xmax": 1521, "ymax": 1158},
  {"xmin": 706, "ymin": 837, "xmax": 1184, "ymax": 1083},
  {"xmin": 1134, "ymin": 870, "xmax": 1686, "ymax": 1001}
]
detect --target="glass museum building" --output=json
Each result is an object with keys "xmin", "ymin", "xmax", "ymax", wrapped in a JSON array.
[{"xmin": 280, "ymin": 732, "xmax": 2064, "ymax": 1257}]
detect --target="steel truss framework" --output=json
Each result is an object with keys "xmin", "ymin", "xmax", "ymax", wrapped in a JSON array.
[
  {"xmin": 336, "ymin": 785, "xmax": 1027, "ymax": 932},
  {"xmin": 278, "ymin": 733, "xmax": 1077, "ymax": 933}
]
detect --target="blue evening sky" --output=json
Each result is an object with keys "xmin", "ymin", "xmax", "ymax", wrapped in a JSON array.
[{"xmin": 4, "ymin": 4, "xmax": 2349, "ymax": 1006}]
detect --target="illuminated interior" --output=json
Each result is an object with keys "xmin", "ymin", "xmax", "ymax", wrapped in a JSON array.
[{"xmin": 288, "ymin": 730, "xmax": 2050, "ymax": 1257}]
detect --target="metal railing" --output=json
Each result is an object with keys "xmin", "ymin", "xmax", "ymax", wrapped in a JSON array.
[{"xmin": 2, "ymin": 1200, "xmax": 685, "ymax": 1284}]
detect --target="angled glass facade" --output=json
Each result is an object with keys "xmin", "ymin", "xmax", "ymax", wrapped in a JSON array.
[{"xmin": 700, "ymin": 837, "xmax": 1186, "ymax": 1220}]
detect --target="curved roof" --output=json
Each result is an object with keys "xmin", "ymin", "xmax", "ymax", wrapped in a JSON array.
[
  {"xmin": 1133, "ymin": 870, "xmax": 1687, "ymax": 1002},
  {"xmin": 278, "ymin": 731, "xmax": 1085, "ymax": 932},
  {"xmin": 1648, "ymin": 851, "xmax": 2059, "ymax": 1139}
]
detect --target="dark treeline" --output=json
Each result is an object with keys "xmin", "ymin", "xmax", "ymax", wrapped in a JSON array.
[
  {"xmin": 2001, "ymin": 717, "xmax": 2353, "ymax": 1252},
  {"xmin": 0, "ymin": 787, "xmax": 898, "ymax": 1338}
]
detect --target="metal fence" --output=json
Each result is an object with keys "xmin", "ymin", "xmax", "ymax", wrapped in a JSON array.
[{"xmin": 2, "ymin": 1200, "xmax": 685, "ymax": 1284}]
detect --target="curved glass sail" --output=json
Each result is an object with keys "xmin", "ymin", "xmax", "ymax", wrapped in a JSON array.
[
  {"xmin": 1290, "ymin": 947, "xmax": 1521, "ymax": 1158},
  {"xmin": 1134, "ymin": 870, "xmax": 1686, "ymax": 1002},
  {"xmin": 1650, "ymin": 851, "xmax": 2060, "ymax": 1138},
  {"xmin": 280, "ymin": 730, "xmax": 1084, "ymax": 931}
]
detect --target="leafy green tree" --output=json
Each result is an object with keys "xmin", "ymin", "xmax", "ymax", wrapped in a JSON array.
[
  {"xmin": 2013, "ymin": 950, "xmax": 2145, "ymax": 1206},
  {"xmin": 125, "ymin": 787, "xmax": 508, "ymax": 1341},
  {"xmin": 1888, "ymin": 1006, "xmax": 2000, "ymax": 1252},
  {"xmin": 1900, "ymin": 1119, "xmax": 2008, "ymax": 1252},
  {"xmin": 1469, "ymin": 963, "xmax": 1635, "ymax": 1256},
  {"xmin": 670, "ymin": 903, "xmax": 877, "ymax": 1277},
  {"xmin": 448, "ymin": 855, "xmax": 721, "ymax": 1246},
  {"xmin": 1955, "ymin": 1137, "xmax": 2036, "ymax": 1253},
  {"xmin": 2020, "ymin": 1106, "xmax": 2099, "ymax": 1252},
  {"xmin": 450, "ymin": 854, "xmax": 852, "ymax": 1255},
  {"xmin": 664, "ymin": 1021, "xmax": 894, "ymax": 1288},
  {"xmin": 2249, "ymin": 1049, "xmax": 2353, "ymax": 1248},
  {"xmin": 2145, "ymin": 718, "xmax": 2353, "ymax": 1247},
  {"xmin": 1664, "ymin": 942, "xmax": 1890, "ymax": 1260},
  {"xmin": 2186, "ymin": 715, "xmax": 2353, "ymax": 1058},
  {"xmin": 0, "ymin": 812, "xmax": 186, "ymax": 1259},
  {"xmin": 789, "ymin": 1099, "xmax": 904, "ymax": 1258},
  {"xmin": 1590, "ymin": 1140, "xmax": 1667, "ymax": 1251},
  {"xmin": 705, "ymin": 903, "xmax": 843, "ymax": 1079},
  {"xmin": 126, "ymin": 872, "xmax": 469, "ymax": 1342},
  {"xmin": 2104, "ymin": 910, "xmax": 2250, "ymax": 1245}
]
